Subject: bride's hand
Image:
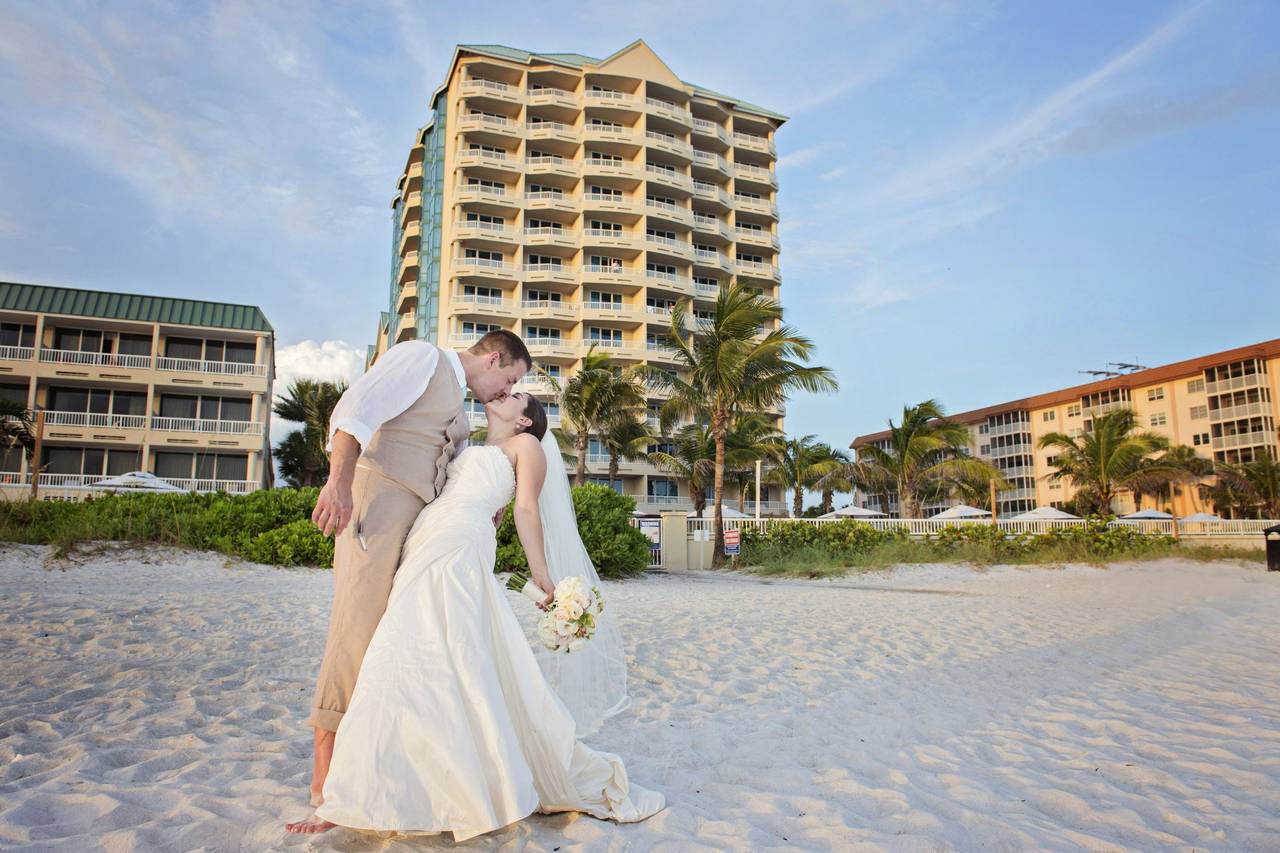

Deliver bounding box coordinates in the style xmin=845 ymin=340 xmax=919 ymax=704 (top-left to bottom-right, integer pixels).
xmin=533 ymin=573 xmax=555 ymax=610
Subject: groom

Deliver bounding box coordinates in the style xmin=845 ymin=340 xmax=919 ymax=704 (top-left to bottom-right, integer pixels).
xmin=287 ymin=329 xmax=530 ymax=834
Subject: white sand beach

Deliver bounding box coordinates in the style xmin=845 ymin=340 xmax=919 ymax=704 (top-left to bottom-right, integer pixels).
xmin=1 ymin=545 xmax=1278 ymax=852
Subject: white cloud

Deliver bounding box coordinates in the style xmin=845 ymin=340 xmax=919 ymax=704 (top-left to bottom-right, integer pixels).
xmin=271 ymin=339 xmax=364 ymax=444
xmin=831 ymin=272 xmax=912 ymax=312
xmin=779 ymin=143 xmax=842 ymax=169
xmin=819 ymin=166 xmax=847 ymax=181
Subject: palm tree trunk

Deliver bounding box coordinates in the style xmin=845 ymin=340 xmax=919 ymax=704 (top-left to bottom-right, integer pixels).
xmin=608 ymin=452 xmax=619 ymax=485
xmin=822 ymin=488 xmax=833 ymax=514
xmin=711 ymin=422 xmax=727 ymax=569
xmin=574 ymin=431 xmax=588 ymax=487
xmin=737 ymin=475 xmax=747 ymax=514
xmin=792 ymin=486 xmax=803 ymax=518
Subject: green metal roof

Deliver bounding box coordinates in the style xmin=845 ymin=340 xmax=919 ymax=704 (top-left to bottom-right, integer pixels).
xmin=456 ymin=43 xmax=787 ymax=122
xmin=0 ymin=281 xmax=273 ymax=333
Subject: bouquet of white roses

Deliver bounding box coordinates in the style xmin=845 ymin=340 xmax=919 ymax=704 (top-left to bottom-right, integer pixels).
xmin=506 ymin=572 xmax=604 ymax=654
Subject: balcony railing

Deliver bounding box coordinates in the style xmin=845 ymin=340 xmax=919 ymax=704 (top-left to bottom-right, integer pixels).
xmin=743 ymin=500 xmax=787 ymax=514
xmin=695 ymin=281 xmax=720 ymax=296
xmin=645 ymin=165 xmax=691 ymax=188
xmin=150 ymin=417 xmax=263 ymax=435
xmin=1212 ymin=429 xmax=1277 ymax=450
xmin=156 ymin=357 xmax=267 ymax=377
xmin=586 ymin=89 xmax=636 ymax=103
xmin=456 ymin=256 xmax=511 ymax=270
xmin=526 ymin=155 xmax=570 ymax=169
xmin=645 ymin=198 xmax=686 ymax=216
xmin=459 ymin=183 xmax=507 ymax=197
xmin=524 ymin=190 xmax=566 ymax=202
xmin=527 ymin=120 xmax=576 ymax=135
xmin=645 ymin=131 xmax=692 ymax=154
xmin=36 ymin=473 xmax=108 ymax=489
xmin=733 ymin=132 xmax=773 ymax=153
xmin=585 ymin=338 xmax=625 ymax=349
xmin=582 ymin=228 xmax=630 ymax=241
xmin=645 ymin=96 xmax=689 ymax=117
xmin=694 ymin=249 xmax=720 ymax=262
xmin=43 ymin=411 xmax=147 ymax=429
xmin=693 ymin=151 xmax=729 ymax=171
xmin=643 ymin=494 xmax=691 ymax=507
xmin=1082 ymin=401 xmax=1129 ymax=420
xmin=586 ymin=122 xmax=632 ymax=135
xmin=39 ymin=349 xmax=153 ymax=369
xmin=523 ymin=226 xmax=572 ymax=240
xmin=522 ymin=263 xmax=568 ymax=274
xmin=521 ymin=300 xmax=568 ymax=311
xmin=454 ymin=291 xmax=507 ymax=307
xmin=582 ymin=263 xmax=629 ymax=276
xmin=527 ymin=86 xmax=576 ymax=100
xmin=462 ymin=78 xmax=512 ymax=95
xmin=0 ymin=345 xmax=34 ymax=361
xmin=458 ymin=220 xmax=512 ymax=237
xmin=1206 ymin=373 xmax=1267 ymax=396
xmin=1210 ymin=401 xmax=1269 ymax=421
xmin=164 ymin=478 xmax=257 ymax=495
xmin=734 ymin=163 xmax=775 ymax=181
xmin=583 ymin=301 xmax=627 ymax=313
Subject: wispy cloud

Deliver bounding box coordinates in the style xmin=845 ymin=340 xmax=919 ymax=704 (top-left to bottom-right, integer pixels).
xmin=779 ymin=143 xmax=843 ymax=169
xmin=862 ymin=1 xmax=1209 ymax=208
xmin=0 ymin=3 xmax=392 ymax=238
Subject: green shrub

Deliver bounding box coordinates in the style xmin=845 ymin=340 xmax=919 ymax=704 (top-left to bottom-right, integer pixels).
xmin=243 ymin=518 xmax=335 ymax=567
xmin=741 ymin=519 xmax=908 ymax=563
xmin=495 ymin=483 xmax=651 ymax=579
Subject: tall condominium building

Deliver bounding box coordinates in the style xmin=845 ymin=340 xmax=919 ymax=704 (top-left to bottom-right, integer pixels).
xmin=0 ymin=281 xmax=275 ymax=500
xmin=367 ymin=41 xmax=788 ymax=515
xmin=850 ymin=339 xmax=1280 ymax=518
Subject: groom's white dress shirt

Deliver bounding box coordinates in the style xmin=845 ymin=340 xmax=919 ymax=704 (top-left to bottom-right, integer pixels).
xmin=327 ymin=341 xmax=467 ymax=452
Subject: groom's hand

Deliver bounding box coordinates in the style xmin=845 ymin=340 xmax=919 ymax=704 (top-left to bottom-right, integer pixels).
xmin=313 ymin=479 xmax=354 ymax=537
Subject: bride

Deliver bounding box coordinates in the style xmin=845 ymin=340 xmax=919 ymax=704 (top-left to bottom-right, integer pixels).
xmin=310 ymin=392 xmax=664 ymax=841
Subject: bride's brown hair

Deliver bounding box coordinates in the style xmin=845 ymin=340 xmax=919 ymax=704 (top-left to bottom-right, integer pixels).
xmin=517 ymin=395 xmax=548 ymax=441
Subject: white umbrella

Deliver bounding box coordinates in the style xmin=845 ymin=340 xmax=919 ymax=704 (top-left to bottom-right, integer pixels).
xmin=931 ymin=504 xmax=991 ymax=520
xmin=1010 ymin=506 xmax=1080 ymax=521
xmin=1179 ymin=512 xmax=1223 ymax=522
xmin=1119 ymin=509 xmax=1174 ymax=520
xmin=818 ymin=504 xmax=886 ymax=519
xmin=90 ymin=471 xmax=187 ymax=493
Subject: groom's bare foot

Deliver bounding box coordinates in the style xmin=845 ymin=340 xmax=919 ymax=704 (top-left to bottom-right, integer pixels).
xmin=285 ymin=814 xmax=336 ymax=834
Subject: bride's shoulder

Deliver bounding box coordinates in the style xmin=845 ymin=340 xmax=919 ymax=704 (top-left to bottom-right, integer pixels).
xmin=506 ymin=432 xmax=543 ymax=456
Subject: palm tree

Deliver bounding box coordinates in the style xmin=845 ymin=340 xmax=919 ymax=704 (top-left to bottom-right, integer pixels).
xmin=659 ymin=283 xmax=837 ymax=565
xmin=833 ymin=400 xmax=1002 ymax=519
xmin=273 ymin=379 xmax=347 ymax=487
xmin=724 ymin=414 xmax=785 ymax=514
xmin=600 ymin=413 xmax=653 ymax=485
xmin=1038 ymin=408 xmax=1171 ymax=515
xmin=561 ymin=348 xmax=646 ymax=487
xmin=647 ymin=422 xmax=717 ymax=517
xmin=771 ymin=435 xmax=846 ymax=518
xmin=1130 ymin=445 xmax=1215 ymax=513
xmin=812 ymin=443 xmax=852 ymax=514
xmin=1212 ymin=456 xmax=1280 ymax=518
xmin=1 ymin=399 xmax=35 ymax=478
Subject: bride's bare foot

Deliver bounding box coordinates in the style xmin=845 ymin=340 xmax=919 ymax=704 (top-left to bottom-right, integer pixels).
xmin=285 ymin=814 xmax=336 ymax=834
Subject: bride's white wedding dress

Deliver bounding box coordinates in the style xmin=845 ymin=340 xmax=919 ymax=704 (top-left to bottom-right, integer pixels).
xmin=314 ymin=445 xmax=664 ymax=841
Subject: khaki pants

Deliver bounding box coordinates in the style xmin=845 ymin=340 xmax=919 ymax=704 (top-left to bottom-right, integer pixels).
xmin=308 ymin=466 xmax=428 ymax=732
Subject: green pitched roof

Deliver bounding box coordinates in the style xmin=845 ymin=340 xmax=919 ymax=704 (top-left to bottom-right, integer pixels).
xmin=0 ymin=281 xmax=273 ymax=333
xmin=456 ymin=43 xmax=787 ymax=122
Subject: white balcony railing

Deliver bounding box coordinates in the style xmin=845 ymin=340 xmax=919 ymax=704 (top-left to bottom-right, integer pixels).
xmin=1206 ymin=373 xmax=1267 ymax=396
xmin=645 ymin=198 xmax=683 ymax=215
xmin=586 ymin=89 xmax=635 ymax=103
xmin=462 ymin=78 xmax=511 ymax=95
xmin=695 ymin=249 xmax=719 ymax=262
xmin=36 ymin=473 xmax=108 ymax=489
xmin=43 ymin=411 xmax=148 ymax=429
xmin=583 ymin=301 xmax=626 ymax=313
xmin=156 ymin=357 xmax=267 ymax=378
xmin=522 ymin=263 xmax=568 ymax=274
xmin=527 ymin=120 xmax=575 ymax=134
xmin=460 ymin=183 xmax=507 ymax=197
xmin=1210 ymin=402 xmax=1269 ymax=421
xmin=150 ymin=417 xmax=263 ymax=435
xmin=1212 ymin=429 xmax=1277 ymax=450
xmin=521 ymin=300 xmax=567 ymax=311
xmin=695 ymin=281 xmax=720 ymax=295
xmin=582 ymin=263 xmax=628 ymax=275
xmin=39 ymin=349 xmax=153 ymax=369
xmin=734 ymin=163 xmax=774 ymax=181
xmin=458 ymin=220 xmax=512 ymax=237
xmin=693 ymin=151 xmax=728 ymax=170
xmin=585 ymin=338 xmax=625 ymax=349
xmin=526 ymin=155 xmax=567 ymax=168
xmin=527 ymin=86 xmax=576 ymax=100
xmin=0 ymin=345 xmax=34 ymax=361
xmin=164 ymin=478 xmax=257 ymax=495
xmin=523 ymin=226 xmax=570 ymax=240
xmin=456 ymin=256 xmax=510 ymax=270
xmin=585 ymin=122 xmax=630 ymax=135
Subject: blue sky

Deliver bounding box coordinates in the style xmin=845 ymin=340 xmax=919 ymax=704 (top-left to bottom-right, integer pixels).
xmin=1 ymin=0 xmax=1277 ymax=459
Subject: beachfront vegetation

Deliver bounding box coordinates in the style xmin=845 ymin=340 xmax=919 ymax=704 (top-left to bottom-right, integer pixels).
xmin=738 ymin=518 xmax=1262 ymax=577
xmin=0 ymin=482 xmax=651 ymax=576
xmin=561 ymin=348 xmax=647 ymax=487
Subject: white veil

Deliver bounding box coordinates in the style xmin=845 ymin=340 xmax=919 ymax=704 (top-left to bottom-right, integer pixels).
xmin=533 ymin=430 xmax=631 ymax=736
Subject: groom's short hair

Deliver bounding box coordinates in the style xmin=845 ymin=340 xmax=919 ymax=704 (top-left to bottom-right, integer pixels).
xmin=469 ymin=330 xmax=532 ymax=370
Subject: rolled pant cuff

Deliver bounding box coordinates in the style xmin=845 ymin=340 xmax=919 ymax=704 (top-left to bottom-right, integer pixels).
xmin=308 ymin=706 xmax=344 ymax=732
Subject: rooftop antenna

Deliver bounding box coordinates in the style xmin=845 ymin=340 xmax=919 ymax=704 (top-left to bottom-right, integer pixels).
xmin=1109 ymin=362 xmax=1149 ymax=373
xmin=1079 ymin=369 xmax=1122 ymax=378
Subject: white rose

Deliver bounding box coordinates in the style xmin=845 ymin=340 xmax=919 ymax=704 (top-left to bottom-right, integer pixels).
xmin=561 ymin=600 xmax=584 ymax=620
xmin=567 ymin=637 xmax=587 ymax=654
xmin=555 ymin=619 xmax=576 ymax=638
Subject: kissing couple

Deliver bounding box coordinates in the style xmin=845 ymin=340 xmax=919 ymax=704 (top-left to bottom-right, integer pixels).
xmin=286 ymin=330 xmax=664 ymax=841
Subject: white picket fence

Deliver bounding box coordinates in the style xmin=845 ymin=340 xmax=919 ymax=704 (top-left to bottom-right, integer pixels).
xmin=685 ymin=516 xmax=1278 ymax=540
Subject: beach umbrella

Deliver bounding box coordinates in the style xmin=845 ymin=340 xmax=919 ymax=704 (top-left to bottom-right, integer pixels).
xmin=90 ymin=471 xmax=187 ymax=493
xmin=1010 ymin=506 xmax=1080 ymax=520
xmin=931 ymin=504 xmax=990 ymax=520
xmin=1179 ymin=512 xmax=1223 ymax=522
xmin=818 ymin=504 xmax=886 ymax=519
xmin=1119 ymin=509 xmax=1174 ymax=520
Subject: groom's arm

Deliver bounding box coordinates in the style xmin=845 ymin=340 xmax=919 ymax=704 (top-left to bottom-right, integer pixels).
xmin=313 ymin=341 xmax=440 ymax=537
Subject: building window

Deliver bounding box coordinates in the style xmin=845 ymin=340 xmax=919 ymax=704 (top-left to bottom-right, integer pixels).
xmin=1067 ymin=404 xmax=1081 ymax=418
xmin=587 ymin=477 xmax=623 ymax=493
xmin=1043 ymin=411 xmax=1055 ymax=422
xmin=647 ymin=478 xmax=679 ymax=498
xmin=980 ymin=444 xmax=991 ymax=456
xmin=524 ymin=326 xmax=561 ymax=342
xmin=1190 ymin=405 xmax=1208 ymax=420
xmin=0 ymin=322 xmax=36 ymax=348
xmin=1193 ymin=433 xmax=1211 ymax=447
xmin=1149 ymin=412 xmax=1168 ymax=427
xmin=1147 ymin=387 xmax=1165 ymax=401
xmin=1187 ymin=378 xmax=1205 ymax=394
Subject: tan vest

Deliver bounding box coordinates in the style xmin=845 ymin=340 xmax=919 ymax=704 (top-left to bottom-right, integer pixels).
xmin=360 ymin=355 xmax=471 ymax=503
